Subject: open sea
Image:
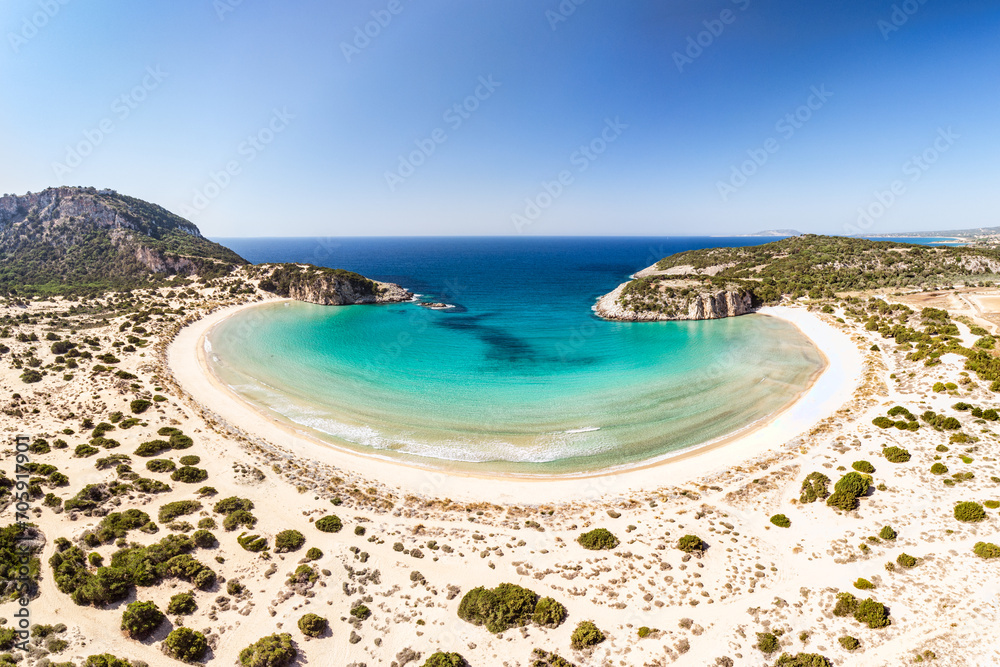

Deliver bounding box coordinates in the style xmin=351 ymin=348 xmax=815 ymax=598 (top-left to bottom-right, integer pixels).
xmin=208 ymin=237 xmax=826 ymax=474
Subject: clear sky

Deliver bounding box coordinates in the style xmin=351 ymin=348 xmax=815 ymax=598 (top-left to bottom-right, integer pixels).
xmin=1 ymin=0 xmax=998 ymax=237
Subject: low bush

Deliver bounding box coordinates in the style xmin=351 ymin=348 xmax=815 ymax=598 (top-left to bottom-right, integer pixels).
xmin=855 ymin=597 xmax=890 ymax=628
xmin=167 ymin=592 xmax=196 ymax=615
xmin=570 ymin=620 xmax=605 ymax=650
xmin=146 ymin=459 xmax=175 ymax=473
xmin=532 ymin=596 xmax=568 ymax=628
xmin=799 ymin=472 xmax=830 ymax=503
xmin=577 ymin=528 xmax=619 ymax=550
xmin=883 ymin=446 xmax=911 ymax=463
xmin=83 ymin=655 xmax=132 ymax=667
xmin=757 ymin=632 xmax=780 ymax=654
xmin=274 ymin=530 xmax=305 ymax=553
xmin=852 ymin=461 xmax=875 ymax=474
xmin=838 ymin=636 xmax=859 ymax=650
xmin=773 ymin=654 xmax=833 ymax=667
xmin=90 ymin=509 xmax=151 ymax=544
xmin=158 ymin=500 xmax=202 ymax=523
xmin=237 ymin=533 xmax=268 ymax=552
xmin=171 ymin=467 xmax=208 ymax=484
xmin=955 ymin=501 xmax=986 ymax=523
xmin=120 ymin=600 xmax=164 ymax=639
xmin=223 ymin=510 xmax=257 ymax=532
xmin=973 ymin=542 xmax=1000 ymax=559
xmin=458 ymin=583 xmax=540 ymax=633
xmin=163 ymin=627 xmax=208 ymax=663
xmin=676 ymin=534 xmax=705 ymax=553
xmin=896 ymin=553 xmax=917 ymax=568
xmin=853 ymin=578 xmax=874 ymax=590
xmin=134 ymin=440 xmax=170 ymax=457
xmin=169 ymin=433 xmax=194 ymax=450
xmin=179 ymin=455 xmax=200 ymax=466
xmin=297 ymin=613 xmax=327 ymax=638
xmin=931 ymin=462 xmax=948 ymax=475
xmin=769 ymin=514 xmax=791 ymax=528
xmin=350 ymin=605 xmax=371 ymax=620
xmin=422 ymin=653 xmax=468 ymax=667
xmin=879 ymin=526 xmax=897 ymax=540
xmin=305 ymin=547 xmax=323 ymax=561
xmin=238 ymin=633 xmax=298 ymax=667
xmin=214 ymin=496 xmax=254 ymax=514
xmin=827 ymin=471 xmax=871 ymax=511
xmin=192 ymin=530 xmax=218 ymax=548
xmin=130 ymin=399 xmax=152 ymax=414
xmin=315 ymin=516 xmax=343 ymax=533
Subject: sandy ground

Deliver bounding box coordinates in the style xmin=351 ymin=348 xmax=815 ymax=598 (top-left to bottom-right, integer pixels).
xmin=0 ymin=281 xmax=998 ymax=667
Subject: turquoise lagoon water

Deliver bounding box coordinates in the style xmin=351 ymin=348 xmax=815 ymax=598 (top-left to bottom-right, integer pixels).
xmin=207 ymin=238 xmax=825 ymax=473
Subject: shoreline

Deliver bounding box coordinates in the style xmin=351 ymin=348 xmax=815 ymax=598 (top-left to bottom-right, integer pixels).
xmin=167 ymin=300 xmax=863 ymax=502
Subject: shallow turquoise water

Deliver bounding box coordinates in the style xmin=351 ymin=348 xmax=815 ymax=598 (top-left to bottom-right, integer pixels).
xmin=208 ymin=251 xmax=823 ymax=473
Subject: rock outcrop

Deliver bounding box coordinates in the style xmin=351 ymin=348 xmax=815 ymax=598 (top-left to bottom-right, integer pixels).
xmin=254 ymin=264 xmax=413 ymax=306
xmin=594 ymin=282 xmax=755 ymax=322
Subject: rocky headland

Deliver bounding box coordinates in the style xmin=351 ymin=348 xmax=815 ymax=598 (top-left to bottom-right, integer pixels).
xmin=253 ymin=263 xmax=413 ymax=306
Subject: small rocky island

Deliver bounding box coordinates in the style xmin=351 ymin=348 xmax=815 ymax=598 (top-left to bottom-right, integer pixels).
xmin=253 ymin=263 xmax=413 ymax=306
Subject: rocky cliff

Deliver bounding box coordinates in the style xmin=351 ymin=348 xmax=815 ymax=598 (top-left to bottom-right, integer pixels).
xmin=254 ymin=264 xmax=413 ymax=306
xmin=594 ymin=280 xmax=756 ymax=321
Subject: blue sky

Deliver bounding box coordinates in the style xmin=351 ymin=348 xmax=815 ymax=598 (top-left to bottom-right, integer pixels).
xmin=1 ymin=0 xmax=998 ymax=236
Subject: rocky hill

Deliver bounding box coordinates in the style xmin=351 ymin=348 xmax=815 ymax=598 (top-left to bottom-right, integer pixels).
xmin=0 ymin=187 xmax=246 ymax=295
xmin=597 ymin=235 xmax=1000 ymax=321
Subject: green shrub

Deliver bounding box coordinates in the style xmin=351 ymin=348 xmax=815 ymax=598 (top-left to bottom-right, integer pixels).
xmin=532 ymin=596 xmax=568 ymax=628
xmin=169 ymin=433 xmax=194 ymax=450
xmin=955 ymin=501 xmax=986 ymax=523
xmin=167 ymin=592 xmax=197 ymax=615
xmin=827 ymin=471 xmax=871 ymax=511
xmin=305 ymin=547 xmax=323 ymax=561
xmin=770 ymin=514 xmax=791 ymax=528
xmin=757 ymin=632 xmax=780 ymax=654
xmin=223 ymin=510 xmax=257 ymax=531
xmin=852 ymin=461 xmax=875 ymax=474
xmin=570 ymin=620 xmax=605 ymax=650
xmin=91 ymin=509 xmax=151 ymax=543
xmin=422 ymin=653 xmax=468 ymax=667
xmin=838 ymin=636 xmax=859 ymax=650
xmin=274 ymin=530 xmax=305 ymax=553
xmin=130 ymin=399 xmax=152 ymax=414
xmin=853 ymin=578 xmax=874 ymax=590
xmin=896 ymin=553 xmax=917 ymax=568
xmin=577 ymin=528 xmax=619 ymax=550
xmin=75 ymin=444 xmax=99 ymax=458
xmin=133 ymin=478 xmax=171 ymax=494
xmin=799 ymin=472 xmax=831 ymax=503
xmin=297 ymin=613 xmax=327 ymax=638
xmin=986 ymin=500 xmax=1000 ymax=509
xmin=973 ymin=542 xmax=1000 ymax=559
xmin=773 ymin=653 xmax=832 ymax=667
xmin=146 ymin=459 xmax=176 ymax=473
xmin=872 ymin=416 xmax=894 ymax=428
xmin=134 ymin=440 xmax=170 ymax=457
xmin=121 ymin=600 xmax=164 ymax=639
xmin=20 ymin=369 xmax=43 ymax=384
xmin=854 ymin=598 xmax=890 ymax=628
xmin=315 ymin=515 xmax=343 ymax=533
xmin=237 ymin=533 xmax=268 ymax=552
xmin=879 ymin=526 xmax=897 ymax=540
xmin=677 ymin=534 xmax=705 ymax=553
xmin=179 ymin=455 xmax=201 ymax=466
xmin=171 ymin=467 xmax=208 ymax=484
xmin=163 ymin=627 xmax=208 ymax=663
xmin=83 ymin=655 xmax=132 ymax=667
xmin=192 ymin=530 xmax=218 ymax=548
xmin=458 ymin=583 xmax=540 ymax=633
xmin=883 ymin=446 xmax=911 ymax=463
xmin=158 ymin=500 xmax=201 ymax=523
xmin=239 ymin=632 xmax=298 ymax=667
xmin=931 ymin=462 xmax=948 ymax=475
xmin=215 ymin=496 xmax=254 ymax=514
xmin=350 ymin=605 xmax=371 ymax=620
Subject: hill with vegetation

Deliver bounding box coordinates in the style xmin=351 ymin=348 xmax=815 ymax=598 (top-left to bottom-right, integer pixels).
xmin=600 ymin=235 xmax=1000 ymax=320
xmin=0 ymin=187 xmax=247 ymax=295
